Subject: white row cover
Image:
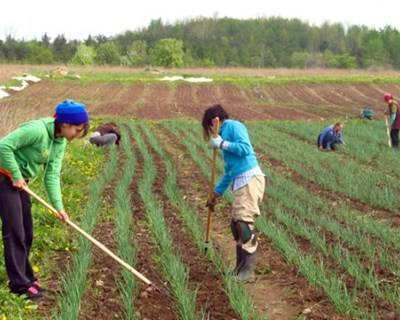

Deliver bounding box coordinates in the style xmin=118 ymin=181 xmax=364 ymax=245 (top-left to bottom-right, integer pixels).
xmin=160 ymin=75 xmax=213 ymax=83
xmin=12 ymin=74 xmax=42 ymax=83
xmin=0 ymin=74 xmax=41 ymax=99
xmin=0 ymin=88 xmax=10 ymax=98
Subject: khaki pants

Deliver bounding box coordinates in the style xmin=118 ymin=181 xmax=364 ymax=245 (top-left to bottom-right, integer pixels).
xmin=231 ymin=175 xmax=265 ymax=253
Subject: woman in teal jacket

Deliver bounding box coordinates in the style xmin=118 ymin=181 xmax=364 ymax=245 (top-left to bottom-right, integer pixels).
xmin=203 ymin=105 xmax=265 ymax=282
xmin=0 ymin=100 xmax=89 ymax=300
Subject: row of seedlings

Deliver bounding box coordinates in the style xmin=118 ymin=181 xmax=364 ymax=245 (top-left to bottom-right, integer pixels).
xmin=248 ymin=122 xmax=400 ymax=212
xmin=200 ymin=119 xmax=399 ymax=317
xmin=115 ymin=125 xmax=138 ymax=319
xmin=164 ymin=119 xmax=371 ymax=318
xmin=268 ymin=120 xmax=400 ymax=179
xmin=54 ymin=147 xmax=119 ymax=320
xmin=127 ymin=122 xmax=201 ymax=320
xmin=140 ymin=122 xmax=266 ymax=320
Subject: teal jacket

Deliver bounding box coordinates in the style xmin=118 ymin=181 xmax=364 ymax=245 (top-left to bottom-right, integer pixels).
xmin=215 ymin=119 xmax=259 ymax=195
xmin=0 ymin=118 xmax=67 ymax=211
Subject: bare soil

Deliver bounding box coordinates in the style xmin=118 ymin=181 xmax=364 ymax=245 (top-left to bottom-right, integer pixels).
xmin=158 ymin=125 xmax=347 ymax=320
xmin=146 ymin=126 xmax=239 ymax=319
xmin=2 ymin=80 xmax=398 ymax=137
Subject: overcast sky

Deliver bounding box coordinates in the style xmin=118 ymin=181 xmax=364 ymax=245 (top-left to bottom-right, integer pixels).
xmin=1 ymin=0 xmax=399 ymax=41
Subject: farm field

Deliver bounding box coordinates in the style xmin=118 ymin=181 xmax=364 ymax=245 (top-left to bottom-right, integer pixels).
xmin=2 ymin=67 xmax=400 ymax=136
xmin=0 ymin=66 xmax=399 ymax=319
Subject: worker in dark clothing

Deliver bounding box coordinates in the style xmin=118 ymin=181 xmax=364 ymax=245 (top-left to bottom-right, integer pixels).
xmin=89 ymin=123 xmax=121 ymax=147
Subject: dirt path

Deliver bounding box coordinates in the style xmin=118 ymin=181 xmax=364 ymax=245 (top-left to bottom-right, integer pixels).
xmin=78 ymin=166 xmax=124 ymax=319
xmin=37 ymin=251 xmax=72 ymax=319
xmin=145 ymin=125 xmax=239 ymax=319
xmin=126 ymin=130 xmax=178 ymax=320
xmin=79 ymin=222 xmax=124 ymax=319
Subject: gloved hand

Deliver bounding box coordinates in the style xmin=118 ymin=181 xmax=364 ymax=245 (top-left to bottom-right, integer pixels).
xmin=210 ymin=135 xmax=223 ymax=149
xmin=206 ymin=192 xmax=220 ymax=211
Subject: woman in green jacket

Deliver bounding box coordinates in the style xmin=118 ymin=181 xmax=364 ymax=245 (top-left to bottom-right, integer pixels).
xmin=0 ymin=99 xmax=89 ymax=300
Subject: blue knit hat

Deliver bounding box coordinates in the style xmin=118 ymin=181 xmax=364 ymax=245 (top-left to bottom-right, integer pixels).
xmin=55 ymin=100 xmax=89 ymax=124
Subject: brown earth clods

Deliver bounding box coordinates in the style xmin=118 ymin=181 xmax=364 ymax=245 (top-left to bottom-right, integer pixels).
xmin=1 ymin=81 xmax=395 ymax=137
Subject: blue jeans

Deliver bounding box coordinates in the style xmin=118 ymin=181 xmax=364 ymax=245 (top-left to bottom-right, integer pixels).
xmin=317 ymin=134 xmax=337 ymax=150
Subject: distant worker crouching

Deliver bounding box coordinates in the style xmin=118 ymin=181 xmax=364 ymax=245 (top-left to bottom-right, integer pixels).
xmin=317 ymin=122 xmax=344 ymax=151
xmin=89 ymin=122 xmax=121 ymax=147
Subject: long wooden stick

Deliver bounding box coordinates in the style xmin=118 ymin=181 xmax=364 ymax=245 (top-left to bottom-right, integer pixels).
xmin=205 ymin=117 xmax=220 ymax=251
xmin=385 ymin=117 xmax=392 ymax=147
xmin=23 ymin=186 xmax=153 ymax=286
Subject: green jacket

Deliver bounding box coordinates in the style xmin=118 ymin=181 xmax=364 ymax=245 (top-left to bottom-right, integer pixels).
xmin=0 ymin=118 xmax=67 ymax=211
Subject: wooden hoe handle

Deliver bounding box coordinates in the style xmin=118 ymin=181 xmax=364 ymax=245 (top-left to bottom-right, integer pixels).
xmin=205 ymin=117 xmax=220 ymax=249
xmin=385 ymin=117 xmax=392 ymax=147
xmin=23 ymin=186 xmax=153 ymax=286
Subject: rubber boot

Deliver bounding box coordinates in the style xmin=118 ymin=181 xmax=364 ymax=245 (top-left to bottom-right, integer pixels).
xmin=236 ymin=250 xmax=256 ymax=282
xmin=232 ymin=245 xmax=244 ymax=275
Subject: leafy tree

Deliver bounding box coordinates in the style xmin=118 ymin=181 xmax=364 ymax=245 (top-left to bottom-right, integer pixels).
xmin=381 ymin=26 xmax=400 ymax=68
xmin=95 ymin=42 xmax=121 ymax=65
xmin=52 ymin=34 xmax=76 ymax=63
xmin=361 ymin=30 xmax=387 ymax=67
xmin=124 ymin=40 xmax=148 ymax=66
xmin=115 ymin=30 xmax=137 ymax=53
xmin=3 ymin=17 xmax=400 ymax=69
xmin=323 ymin=50 xmax=357 ymax=68
xmin=70 ymin=44 xmax=96 ymax=65
xmin=150 ymin=38 xmax=184 ymax=67
xmin=3 ymin=35 xmax=29 ymax=61
xmin=0 ymin=40 xmax=5 ymax=62
xmin=26 ymin=41 xmax=54 ymax=64
xmin=290 ymin=52 xmax=311 ymax=68
xmin=85 ymin=35 xmax=96 ymax=47
xmin=263 ymin=49 xmax=277 ymax=67
xmin=94 ymin=34 xmax=108 ymax=45
xmin=41 ymin=33 xmax=51 ymax=47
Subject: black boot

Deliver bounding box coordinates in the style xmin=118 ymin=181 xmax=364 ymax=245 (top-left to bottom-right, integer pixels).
xmin=236 ymin=250 xmax=256 ymax=282
xmin=232 ymin=245 xmax=244 ymax=275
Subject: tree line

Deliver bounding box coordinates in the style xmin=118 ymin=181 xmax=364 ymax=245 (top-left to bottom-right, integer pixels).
xmin=1 ymin=17 xmax=400 ymax=69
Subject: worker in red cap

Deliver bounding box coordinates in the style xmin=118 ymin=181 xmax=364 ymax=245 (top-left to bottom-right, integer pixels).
xmin=384 ymin=93 xmax=400 ymax=148
xmin=0 ymin=100 xmax=89 ymax=300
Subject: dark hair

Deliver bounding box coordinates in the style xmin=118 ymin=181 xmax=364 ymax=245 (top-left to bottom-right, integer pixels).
xmin=100 ymin=121 xmax=117 ymax=127
xmin=201 ymin=104 xmax=229 ymax=140
xmin=55 ymin=121 xmax=90 ymax=138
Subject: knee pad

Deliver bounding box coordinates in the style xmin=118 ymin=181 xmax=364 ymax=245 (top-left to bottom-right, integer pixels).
xmin=230 ymin=219 xmax=253 ymax=244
